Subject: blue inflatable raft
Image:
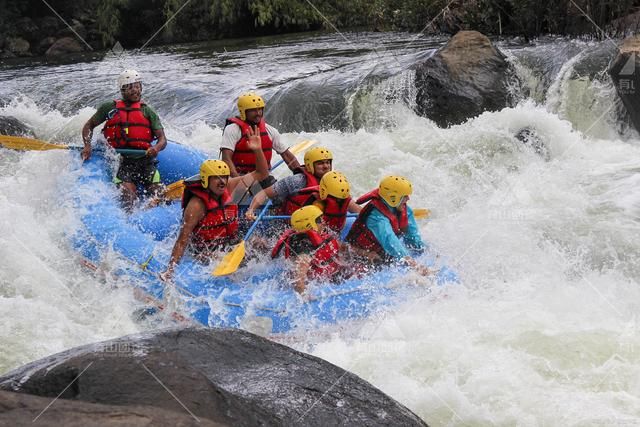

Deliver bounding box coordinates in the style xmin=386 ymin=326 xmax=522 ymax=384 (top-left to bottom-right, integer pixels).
xmin=71 ymin=142 xmax=458 ymax=334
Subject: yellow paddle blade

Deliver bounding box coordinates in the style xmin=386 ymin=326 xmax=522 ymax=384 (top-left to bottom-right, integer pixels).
xmin=164 ymin=179 xmax=185 ymax=200
xmin=0 ymin=135 xmax=71 ymax=151
xmin=289 ymin=139 xmax=317 ymax=155
xmin=413 ymin=208 xmax=431 ymax=219
xmin=212 ymin=241 xmax=246 ymax=276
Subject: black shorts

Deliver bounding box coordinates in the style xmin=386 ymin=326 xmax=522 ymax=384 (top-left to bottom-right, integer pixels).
xmin=114 ymin=156 xmax=160 ymax=186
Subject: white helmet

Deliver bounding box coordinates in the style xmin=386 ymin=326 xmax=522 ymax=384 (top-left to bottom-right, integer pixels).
xmin=117 ymin=69 xmax=142 ymax=90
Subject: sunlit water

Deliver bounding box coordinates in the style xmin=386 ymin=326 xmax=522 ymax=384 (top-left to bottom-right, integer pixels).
xmin=1 ymin=32 xmax=639 ymax=425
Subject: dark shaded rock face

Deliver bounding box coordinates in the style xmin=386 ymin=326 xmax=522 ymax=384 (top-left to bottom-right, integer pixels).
xmin=0 ymin=328 xmax=427 ymax=427
xmin=414 ymin=30 xmax=519 ymax=127
xmin=45 ymin=37 xmax=85 ymax=57
xmin=609 ymin=36 xmax=640 ymax=134
xmin=0 ymin=116 xmax=34 ymax=137
xmin=0 ymin=390 xmax=225 ymax=427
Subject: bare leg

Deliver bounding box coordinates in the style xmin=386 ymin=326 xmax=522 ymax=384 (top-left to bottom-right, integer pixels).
xmin=119 ymin=182 xmax=138 ymax=212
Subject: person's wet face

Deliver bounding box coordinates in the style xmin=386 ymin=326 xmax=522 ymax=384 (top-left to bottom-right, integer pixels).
xmin=208 ymin=175 xmax=229 ymax=196
xmin=313 ymin=160 xmax=332 ymax=179
xmin=244 ymin=107 xmax=263 ymax=125
xmin=121 ymin=82 xmax=142 ymax=103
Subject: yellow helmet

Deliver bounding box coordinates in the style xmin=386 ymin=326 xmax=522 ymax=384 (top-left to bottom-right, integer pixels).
xmin=303 ymin=147 xmax=333 ymax=173
xmin=237 ymin=92 xmax=265 ymax=120
xmin=291 ymin=205 xmax=323 ymax=232
xmin=200 ymin=160 xmax=230 ymax=189
xmin=379 ymin=175 xmax=412 ymax=207
xmin=319 ymin=171 xmax=350 ymax=200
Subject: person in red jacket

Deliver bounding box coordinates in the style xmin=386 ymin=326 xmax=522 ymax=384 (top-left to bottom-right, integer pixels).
xmin=220 ymin=91 xmax=301 ymax=178
xmin=311 ymin=171 xmax=360 ymax=234
xmin=245 ymin=147 xmax=358 ymax=221
xmin=161 ymin=127 xmax=269 ymax=282
xmin=271 ymin=205 xmax=346 ymax=294
xmin=346 ymin=176 xmax=433 ymax=276
xmin=80 ymin=69 xmax=167 ymax=211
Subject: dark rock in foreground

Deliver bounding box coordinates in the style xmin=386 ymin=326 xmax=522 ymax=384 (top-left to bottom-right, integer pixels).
xmin=0 ymin=390 xmax=224 ymax=427
xmin=0 ymin=328 xmax=427 ymax=426
xmin=414 ymin=30 xmax=520 ymax=127
xmin=609 ymin=35 xmax=640 ymax=135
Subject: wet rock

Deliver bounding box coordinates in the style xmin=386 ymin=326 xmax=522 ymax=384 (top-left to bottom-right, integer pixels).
xmin=515 ymin=127 xmax=549 ymax=161
xmin=0 ymin=328 xmax=427 ymax=427
xmin=0 ymin=116 xmax=34 ymax=137
xmin=609 ymin=35 xmax=640 ymax=134
xmin=45 ymin=37 xmax=85 ymax=57
xmin=414 ymin=30 xmax=519 ymax=127
xmin=0 ymin=390 xmax=225 ymax=427
xmin=0 ymin=50 xmax=16 ymax=59
xmin=37 ymin=37 xmax=57 ymax=55
xmin=609 ymin=10 xmax=640 ymax=38
xmin=5 ymin=37 xmax=31 ymax=56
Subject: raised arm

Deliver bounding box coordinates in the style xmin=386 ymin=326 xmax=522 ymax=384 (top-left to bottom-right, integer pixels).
xmin=227 ymin=125 xmax=269 ymax=195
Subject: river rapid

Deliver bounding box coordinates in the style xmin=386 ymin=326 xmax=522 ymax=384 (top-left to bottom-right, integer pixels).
xmin=1 ymin=31 xmax=639 ymax=425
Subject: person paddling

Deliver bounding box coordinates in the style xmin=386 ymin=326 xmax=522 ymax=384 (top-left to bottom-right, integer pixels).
xmin=345 ymin=176 xmax=433 ymax=276
xmin=80 ymin=69 xmax=167 ymax=211
xmin=245 ymin=147 xmax=359 ymax=220
xmin=271 ymin=205 xmax=347 ymax=294
xmin=161 ymin=128 xmax=269 ymax=282
xmin=308 ymin=171 xmax=360 ymax=234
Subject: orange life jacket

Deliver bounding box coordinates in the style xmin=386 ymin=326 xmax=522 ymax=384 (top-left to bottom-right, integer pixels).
xmin=226 ymin=117 xmax=273 ymax=174
xmin=271 ymin=229 xmax=341 ymax=279
xmin=345 ymin=189 xmax=408 ymax=258
xmin=182 ymin=181 xmax=239 ymax=250
xmin=279 ymin=171 xmax=318 ymax=215
xmin=102 ymin=100 xmax=154 ymax=150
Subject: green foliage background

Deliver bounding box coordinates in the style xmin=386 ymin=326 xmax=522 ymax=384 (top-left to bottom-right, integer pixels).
xmin=1 ymin=0 xmax=637 ymax=51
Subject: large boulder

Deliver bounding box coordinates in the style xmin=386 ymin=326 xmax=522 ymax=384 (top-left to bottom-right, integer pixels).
xmin=45 ymin=36 xmax=85 ymax=57
xmin=0 ymin=328 xmax=427 ymax=426
xmin=414 ymin=30 xmax=519 ymax=127
xmin=0 ymin=390 xmax=224 ymax=427
xmin=5 ymin=37 xmax=30 ymax=57
xmin=609 ymin=35 xmax=640 ymax=134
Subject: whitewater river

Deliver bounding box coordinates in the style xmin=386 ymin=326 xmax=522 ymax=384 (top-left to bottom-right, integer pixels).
xmin=1 ymin=31 xmax=639 ymax=425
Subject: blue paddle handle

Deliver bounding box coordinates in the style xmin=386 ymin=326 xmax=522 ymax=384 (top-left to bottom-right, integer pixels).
xmin=244 ymin=200 xmax=272 ymax=241
xmin=261 ymin=213 xmax=358 ymax=220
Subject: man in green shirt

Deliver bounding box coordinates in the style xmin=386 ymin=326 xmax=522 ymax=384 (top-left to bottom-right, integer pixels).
xmin=80 ymin=69 xmax=167 ymax=211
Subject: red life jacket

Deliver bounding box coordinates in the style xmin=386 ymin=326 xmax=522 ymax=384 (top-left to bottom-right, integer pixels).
xmin=182 ymin=181 xmax=239 ymax=249
xmin=226 ymin=117 xmax=273 ymax=174
xmin=321 ymin=195 xmax=351 ymax=234
xmin=305 ymin=188 xmax=351 ymax=233
xmin=271 ymin=229 xmax=341 ymax=279
xmin=345 ymin=189 xmax=408 ymax=258
xmin=102 ymin=100 xmax=154 ymax=150
xmin=279 ymin=171 xmax=319 ymax=215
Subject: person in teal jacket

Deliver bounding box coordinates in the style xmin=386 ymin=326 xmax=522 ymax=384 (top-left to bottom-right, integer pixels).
xmin=346 ymin=176 xmax=432 ymax=276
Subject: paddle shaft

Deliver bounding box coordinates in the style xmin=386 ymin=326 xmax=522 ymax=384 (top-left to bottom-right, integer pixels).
xmin=245 ymin=200 xmax=273 ymax=241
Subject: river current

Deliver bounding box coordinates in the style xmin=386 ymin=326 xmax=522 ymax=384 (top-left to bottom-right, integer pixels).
xmin=1 ymin=31 xmax=639 ymax=425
